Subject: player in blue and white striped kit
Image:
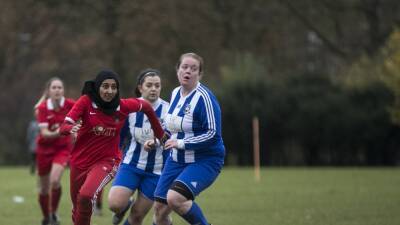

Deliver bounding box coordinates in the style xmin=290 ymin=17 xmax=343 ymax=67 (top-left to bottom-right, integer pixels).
xmin=145 ymin=53 xmax=225 ymax=225
xmin=108 ymin=69 xmax=171 ymax=225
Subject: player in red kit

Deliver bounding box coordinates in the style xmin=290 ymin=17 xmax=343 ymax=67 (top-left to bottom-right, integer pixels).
xmin=59 ymin=70 xmax=167 ymax=225
xmin=35 ymin=77 xmax=75 ymax=225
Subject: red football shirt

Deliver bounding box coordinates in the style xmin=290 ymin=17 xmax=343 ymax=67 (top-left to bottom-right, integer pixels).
xmin=61 ymin=95 xmax=164 ymax=169
xmin=36 ymin=97 xmax=75 ymax=153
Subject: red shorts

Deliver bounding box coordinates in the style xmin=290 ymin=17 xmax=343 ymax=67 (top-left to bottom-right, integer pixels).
xmin=36 ymin=145 xmax=71 ymax=176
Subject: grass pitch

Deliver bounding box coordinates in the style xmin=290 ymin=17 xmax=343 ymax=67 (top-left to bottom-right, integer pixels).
xmin=0 ymin=167 xmax=399 ymax=225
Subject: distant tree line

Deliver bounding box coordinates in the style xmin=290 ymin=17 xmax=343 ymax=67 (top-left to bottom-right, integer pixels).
xmin=0 ymin=0 xmax=399 ymax=165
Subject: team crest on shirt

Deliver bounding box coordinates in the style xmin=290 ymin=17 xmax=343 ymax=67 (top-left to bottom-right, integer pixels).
xmin=184 ymin=104 xmax=191 ymax=114
xmin=95 ymin=125 xmax=105 ymax=133
xmin=93 ymin=125 xmax=116 ymax=136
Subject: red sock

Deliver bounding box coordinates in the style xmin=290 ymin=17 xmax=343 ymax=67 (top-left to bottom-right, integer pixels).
xmin=39 ymin=194 xmax=50 ymax=219
xmin=51 ymin=187 xmax=62 ymax=213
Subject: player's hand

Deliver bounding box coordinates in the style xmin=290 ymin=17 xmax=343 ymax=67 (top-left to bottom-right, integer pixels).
xmin=164 ymin=139 xmax=178 ymax=149
xmin=160 ymin=132 xmax=170 ymax=146
xmin=70 ymin=123 xmax=82 ymax=134
xmin=144 ymin=139 xmax=156 ymax=151
xmin=71 ymin=131 xmax=78 ymax=143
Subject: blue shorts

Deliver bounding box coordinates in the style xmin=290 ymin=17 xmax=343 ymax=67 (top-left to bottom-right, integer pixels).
xmin=112 ymin=164 xmax=160 ymax=200
xmin=154 ymin=156 xmax=223 ymax=201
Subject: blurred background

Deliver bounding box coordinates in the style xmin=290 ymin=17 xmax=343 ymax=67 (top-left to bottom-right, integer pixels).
xmin=1 ymin=0 xmax=400 ymax=167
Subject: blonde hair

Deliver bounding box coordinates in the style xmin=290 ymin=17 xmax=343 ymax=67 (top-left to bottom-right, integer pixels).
xmin=34 ymin=90 xmax=48 ymax=110
xmin=34 ymin=77 xmax=63 ymax=109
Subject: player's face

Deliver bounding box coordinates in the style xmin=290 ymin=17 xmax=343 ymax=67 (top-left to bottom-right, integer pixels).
xmin=177 ymin=56 xmax=201 ymax=89
xmin=139 ymin=76 xmax=161 ymax=103
xmin=99 ymin=79 xmax=118 ymax=102
xmin=48 ymin=80 xmax=64 ymax=101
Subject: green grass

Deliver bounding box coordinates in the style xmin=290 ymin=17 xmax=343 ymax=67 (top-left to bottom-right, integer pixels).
xmin=0 ymin=167 xmax=399 ymax=225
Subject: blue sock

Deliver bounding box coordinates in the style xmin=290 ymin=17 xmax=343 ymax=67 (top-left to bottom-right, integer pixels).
xmin=123 ymin=219 xmax=131 ymax=225
xmin=181 ymin=202 xmax=208 ymax=225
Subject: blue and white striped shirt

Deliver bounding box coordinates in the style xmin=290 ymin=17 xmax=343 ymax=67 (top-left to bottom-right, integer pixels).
xmin=165 ymin=83 xmax=225 ymax=163
xmin=120 ymin=98 xmax=170 ymax=175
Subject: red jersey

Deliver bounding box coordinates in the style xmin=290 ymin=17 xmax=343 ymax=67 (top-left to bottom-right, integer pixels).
xmin=36 ymin=97 xmax=75 ymax=153
xmin=60 ymin=95 xmax=164 ymax=170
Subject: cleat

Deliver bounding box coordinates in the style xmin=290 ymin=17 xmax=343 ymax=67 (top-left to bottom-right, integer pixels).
xmin=41 ymin=218 xmax=50 ymax=225
xmin=51 ymin=214 xmax=60 ymax=225
xmin=112 ymin=200 xmax=133 ymax=225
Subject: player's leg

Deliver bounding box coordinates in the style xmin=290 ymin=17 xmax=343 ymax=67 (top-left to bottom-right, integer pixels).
xmin=153 ymin=158 xmax=181 ymax=225
xmin=167 ymin=158 xmax=222 ymax=225
xmin=37 ymin=151 xmax=53 ymax=225
xmin=69 ymin=165 xmax=88 ymax=224
xmin=109 ymin=186 xmax=134 ymax=224
xmin=153 ymin=201 xmax=172 ymax=225
xmin=124 ymin=192 xmax=153 ymax=225
xmin=108 ymin=165 xmax=140 ymax=224
xmin=124 ymin=173 xmax=160 ymax=225
xmin=74 ymin=160 xmax=118 ymax=225
xmin=49 ymin=148 xmax=69 ymax=224
xmin=49 ymin=163 xmax=64 ymax=224
xmin=38 ymin=174 xmax=51 ymax=225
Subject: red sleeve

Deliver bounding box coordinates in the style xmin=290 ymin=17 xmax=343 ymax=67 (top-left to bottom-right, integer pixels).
xmin=59 ymin=123 xmax=74 ymax=135
xmin=65 ymin=95 xmax=88 ymax=122
xmin=122 ymin=98 xmax=164 ymax=139
xmin=59 ymin=96 xmax=87 ymax=135
xmin=123 ymin=98 xmax=142 ymax=112
xmin=139 ymin=99 xmax=165 ymax=139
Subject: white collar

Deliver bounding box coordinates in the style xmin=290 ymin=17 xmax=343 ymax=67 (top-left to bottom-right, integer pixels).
xmin=47 ymin=97 xmax=65 ymax=110
xmin=139 ymin=97 xmax=160 ymax=109
xmin=180 ymin=82 xmax=200 ymax=98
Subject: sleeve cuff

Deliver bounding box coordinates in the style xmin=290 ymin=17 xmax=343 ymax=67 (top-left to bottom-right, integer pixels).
xmin=155 ymin=138 xmax=161 ymax=147
xmin=177 ymin=139 xmax=185 ymax=149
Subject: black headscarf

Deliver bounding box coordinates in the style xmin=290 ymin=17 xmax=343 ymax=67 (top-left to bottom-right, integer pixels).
xmin=82 ymin=69 xmax=120 ymax=115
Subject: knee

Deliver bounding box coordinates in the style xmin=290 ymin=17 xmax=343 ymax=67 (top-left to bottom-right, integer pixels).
xmin=167 ymin=181 xmax=193 ymax=212
xmin=166 ymin=195 xmax=180 ymax=211
xmin=108 ymin=202 xmax=123 ymax=213
xmin=50 ymin=179 xmax=61 ymax=189
xmin=167 ymin=195 xmax=190 ymax=215
xmin=108 ymin=198 xmax=127 ymax=213
xmin=154 ymin=202 xmax=165 ymax=215
xmin=154 ymin=202 xmax=170 ymax=223
xmin=39 ymin=185 xmax=49 ymax=195
xmin=77 ymin=193 xmax=92 ymax=208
